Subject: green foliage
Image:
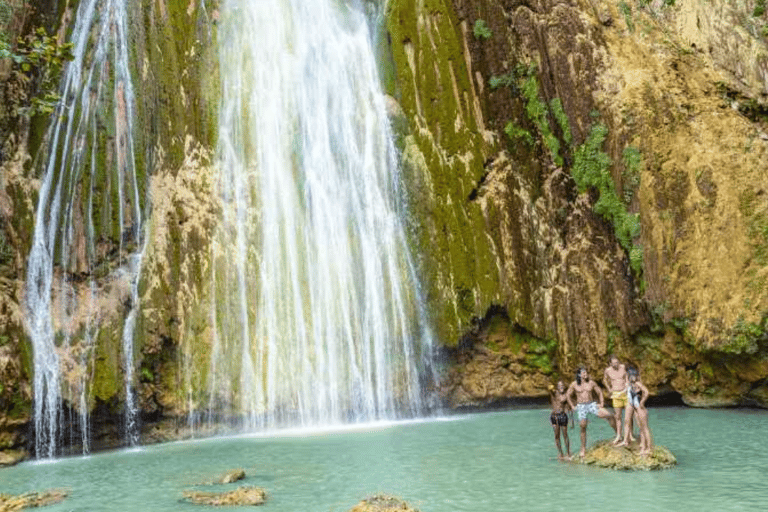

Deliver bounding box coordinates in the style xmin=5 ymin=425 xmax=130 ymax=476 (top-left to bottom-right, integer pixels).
xmin=621 ymin=146 xmax=642 ymax=204
xmin=140 ymin=367 xmax=154 ymax=382
xmin=572 ymin=123 xmax=643 ymax=274
xmin=0 ymin=27 xmax=74 ymax=117
xmin=524 ymin=337 xmax=557 ymax=374
xmin=549 ymin=98 xmax=572 ymax=145
xmin=489 ymin=73 xmax=515 ymax=90
xmin=473 ymin=19 xmax=492 ymax=40
xmin=754 ymin=0 xmax=766 ymax=17
xmin=504 ymin=121 xmax=533 ymax=146
xmin=619 ymin=1 xmax=634 ymax=32
xmin=720 ymin=317 xmax=765 ymax=354
xmin=521 ymin=76 xmax=563 ymax=166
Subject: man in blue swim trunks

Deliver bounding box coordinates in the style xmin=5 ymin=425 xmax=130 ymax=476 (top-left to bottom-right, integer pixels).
xmin=566 ymin=367 xmax=616 ymax=458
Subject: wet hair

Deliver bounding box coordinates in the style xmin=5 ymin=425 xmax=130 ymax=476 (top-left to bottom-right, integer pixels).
xmin=627 ymin=367 xmax=639 ymax=379
xmin=609 ymin=354 xmax=619 ymax=363
xmin=576 ymin=366 xmax=586 ymax=385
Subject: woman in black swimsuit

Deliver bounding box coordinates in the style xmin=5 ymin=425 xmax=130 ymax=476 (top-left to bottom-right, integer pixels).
xmin=549 ymin=380 xmax=573 ymax=460
xmin=618 ymin=367 xmax=653 ymax=455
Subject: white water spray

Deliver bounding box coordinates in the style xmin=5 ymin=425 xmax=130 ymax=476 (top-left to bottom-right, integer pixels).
xmin=24 ymin=0 xmax=143 ymax=458
xmin=207 ymin=0 xmax=435 ymax=429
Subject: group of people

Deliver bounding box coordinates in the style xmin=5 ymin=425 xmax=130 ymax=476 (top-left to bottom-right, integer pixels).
xmin=548 ymin=355 xmax=653 ymax=460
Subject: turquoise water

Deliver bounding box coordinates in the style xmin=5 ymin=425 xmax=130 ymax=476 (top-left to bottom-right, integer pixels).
xmin=1 ymin=407 xmax=765 ymax=511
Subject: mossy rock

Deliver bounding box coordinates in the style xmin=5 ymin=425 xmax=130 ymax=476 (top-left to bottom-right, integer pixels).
xmin=348 ymin=494 xmax=419 ymax=512
xmin=577 ymin=440 xmax=676 ymax=470
xmin=0 ymin=489 xmax=68 ymax=511
xmin=182 ymin=486 xmax=266 ymax=506
xmin=0 ymin=449 xmax=26 ymax=467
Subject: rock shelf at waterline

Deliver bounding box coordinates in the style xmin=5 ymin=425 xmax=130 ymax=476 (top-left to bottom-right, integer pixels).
xmin=181 ymin=487 xmax=267 ymax=506
xmin=0 ymin=489 xmax=68 ymax=511
xmin=575 ymin=440 xmax=677 ymax=470
xmin=348 ymin=494 xmax=420 ymax=512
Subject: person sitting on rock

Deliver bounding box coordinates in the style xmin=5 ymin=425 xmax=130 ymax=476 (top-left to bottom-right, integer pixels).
xmin=617 ymin=367 xmax=654 ymax=456
xmin=548 ymin=380 xmax=573 ymax=461
xmin=602 ymin=354 xmax=633 ymax=444
xmin=566 ymin=367 xmax=617 ymax=458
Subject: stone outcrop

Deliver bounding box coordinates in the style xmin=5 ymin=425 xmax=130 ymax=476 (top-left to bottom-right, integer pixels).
xmin=348 ymin=495 xmax=420 ymax=512
xmin=0 ymin=490 xmax=68 ymax=512
xmin=386 ymin=0 xmax=768 ymax=407
xmin=181 ymin=487 xmax=267 ymax=507
xmin=579 ymin=439 xmax=677 ymax=470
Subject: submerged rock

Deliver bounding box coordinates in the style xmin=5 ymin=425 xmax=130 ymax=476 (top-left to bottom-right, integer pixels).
xmin=182 ymin=486 xmax=267 ymax=506
xmin=348 ymin=494 xmax=420 ymax=512
xmin=577 ymin=440 xmax=677 ymax=470
xmin=0 ymin=489 xmax=68 ymax=511
xmin=218 ymin=469 xmax=246 ymax=484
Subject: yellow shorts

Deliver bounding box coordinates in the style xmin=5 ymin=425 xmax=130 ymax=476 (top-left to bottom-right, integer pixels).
xmin=611 ymin=390 xmax=627 ymax=409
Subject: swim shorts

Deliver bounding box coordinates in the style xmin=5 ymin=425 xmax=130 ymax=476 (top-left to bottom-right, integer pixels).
xmin=576 ymin=402 xmax=600 ymax=422
xmin=611 ymin=390 xmax=628 ymax=409
xmin=550 ymin=412 xmax=568 ymax=426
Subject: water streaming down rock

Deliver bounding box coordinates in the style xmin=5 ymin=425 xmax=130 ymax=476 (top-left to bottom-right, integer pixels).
xmin=24 ymin=0 xmax=144 ymax=457
xmin=207 ymin=0 xmax=435 ymax=429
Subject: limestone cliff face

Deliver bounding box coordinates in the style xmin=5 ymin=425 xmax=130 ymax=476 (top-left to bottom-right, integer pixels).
xmin=0 ymin=0 xmax=220 ymax=455
xmin=0 ymin=0 xmax=767 ymax=461
xmin=385 ymin=0 xmax=768 ymax=408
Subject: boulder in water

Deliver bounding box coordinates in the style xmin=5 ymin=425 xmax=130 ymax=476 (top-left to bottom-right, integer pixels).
xmin=348 ymin=494 xmax=420 ymax=512
xmin=577 ymin=440 xmax=676 ymax=470
xmin=218 ymin=469 xmax=246 ymax=484
xmin=182 ymin=486 xmax=267 ymax=506
xmin=0 ymin=489 xmax=68 ymax=511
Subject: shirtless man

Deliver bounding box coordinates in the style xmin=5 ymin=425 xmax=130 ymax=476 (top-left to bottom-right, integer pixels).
xmin=566 ymin=367 xmax=616 ymax=458
xmin=548 ymin=380 xmax=573 ymax=461
xmin=603 ymin=355 xmax=631 ymax=444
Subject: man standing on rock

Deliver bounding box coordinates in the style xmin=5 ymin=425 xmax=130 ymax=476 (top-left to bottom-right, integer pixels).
xmin=603 ymin=355 xmax=632 ymax=444
xmin=566 ymin=367 xmax=616 ymax=458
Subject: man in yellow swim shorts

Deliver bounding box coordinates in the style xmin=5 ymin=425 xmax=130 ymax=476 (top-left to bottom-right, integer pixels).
xmin=603 ymin=355 xmax=630 ymax=444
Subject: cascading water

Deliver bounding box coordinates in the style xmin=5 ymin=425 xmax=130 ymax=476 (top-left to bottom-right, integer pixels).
xmin=24 ymin=0 xmax=143 ymax=458
xmin=207 ymin=0 xmax=435 ymax=429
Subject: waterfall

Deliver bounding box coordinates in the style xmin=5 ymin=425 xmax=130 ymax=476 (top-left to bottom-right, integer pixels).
xmin=24 ymin=0 xmax=143 ymax=458
xmin=207 ymin=0 xmax=435 ymax=429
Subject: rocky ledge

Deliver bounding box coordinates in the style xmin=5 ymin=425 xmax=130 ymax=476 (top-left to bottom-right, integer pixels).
xmin=182 ymin=486 xmax=267 ymax=506
xmin=0 ymin=490 xmax=68 ymax=511
xmin=348 ymin=494 xmax=420 ymax=512
xmin=576 ymin=440 xmax=677 ymax=470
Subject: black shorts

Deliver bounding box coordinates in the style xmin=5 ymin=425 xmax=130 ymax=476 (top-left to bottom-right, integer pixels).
xmin=550 ymin=412 xmax=568 ymax=426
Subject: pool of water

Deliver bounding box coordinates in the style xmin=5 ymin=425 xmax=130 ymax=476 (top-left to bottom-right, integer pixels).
xmin=1 ymin=407 xmax=765 ymax=511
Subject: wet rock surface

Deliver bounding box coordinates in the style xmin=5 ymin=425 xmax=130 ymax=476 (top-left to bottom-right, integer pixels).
xmin=577 ymin=439 xmax=677 ymax=470
xmin=0 ymin=449 xmax=26 ymax=467
xmin=217 ymin=468 xmax=246 ymax=484
xmin=348 ymin=494 xmax=420 ymax=512
xmin=181 ymin=486 xmax=267 ymax=506
xmin=0 ymin=490 xmax=68 ymax=511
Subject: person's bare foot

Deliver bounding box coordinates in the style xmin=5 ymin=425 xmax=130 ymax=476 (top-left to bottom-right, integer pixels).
xmin=611 ymin=436 xmax=622 ymax=445
xmin=578 ymin=450 xmax=586 ymax=458
xmin=558 ymin=455 xmax=565 ymax=461
xmin=615 ymin=440 xmax=628 ymax=448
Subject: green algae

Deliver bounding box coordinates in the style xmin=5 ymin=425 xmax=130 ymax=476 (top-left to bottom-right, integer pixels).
xmin=386 ymin=0 xmax=502 ymax=345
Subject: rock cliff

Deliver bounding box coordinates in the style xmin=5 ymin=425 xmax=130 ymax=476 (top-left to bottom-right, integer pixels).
xmin=0 ymin=0 xmax=767 ymax=460
xmin=385 ymin=0 xmax=768 ymax=407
